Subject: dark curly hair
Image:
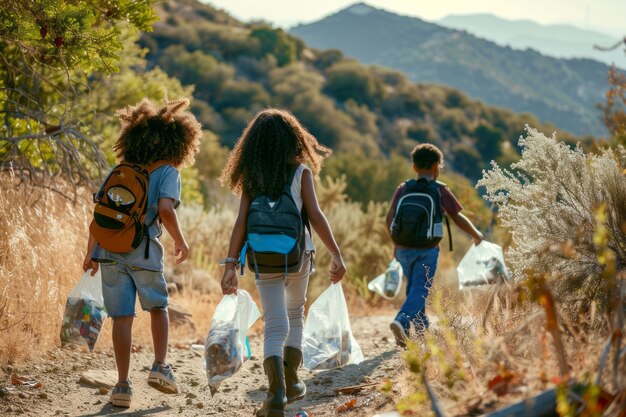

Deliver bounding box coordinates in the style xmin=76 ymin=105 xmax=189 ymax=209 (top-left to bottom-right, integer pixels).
xmin=112 ymin=98 xmax=202 ymax=167
xmin=411 ymin=143 xmax=443 ymax=170
xmin=219 ymin=108 xmax=332 ymax=198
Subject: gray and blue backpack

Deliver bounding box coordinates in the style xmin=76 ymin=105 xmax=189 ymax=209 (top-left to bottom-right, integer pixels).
xmin=390 ymin=178 xmax=452 ymax=249
xmin=240 ymin=167 xmax=310 ymax=276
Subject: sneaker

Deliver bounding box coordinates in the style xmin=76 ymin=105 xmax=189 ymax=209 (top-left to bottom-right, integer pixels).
xmin=147 ymin=362 xmax=179 ymax=394
xmin=110 ymin=380 xmax=132 ymax=408
xmin=390 ymin=320 xmax=407 ymax=348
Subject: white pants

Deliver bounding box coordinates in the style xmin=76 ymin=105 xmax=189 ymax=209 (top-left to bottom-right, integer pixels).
xmin=255 ymin=252 xmax=313 ymax=359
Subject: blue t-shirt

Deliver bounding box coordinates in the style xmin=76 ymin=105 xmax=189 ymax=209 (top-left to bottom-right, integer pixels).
xmin=92 ymin=165 xmax=181 ymax=271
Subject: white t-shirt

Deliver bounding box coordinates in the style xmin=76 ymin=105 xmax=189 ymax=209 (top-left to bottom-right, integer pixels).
xmin=291 ymin=164 xmax=315 ymax=252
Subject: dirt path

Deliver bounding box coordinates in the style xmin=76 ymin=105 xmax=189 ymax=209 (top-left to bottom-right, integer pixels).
xmin=0 ymin=316 xmax=405 ymax=417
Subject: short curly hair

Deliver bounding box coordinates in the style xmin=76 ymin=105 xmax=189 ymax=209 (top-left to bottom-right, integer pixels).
xmin=112 ymin=98 xmax=202 ymax=168
xmin=411 ymin=143 xmax=443 ymax=170
xmin=219 ymin=108 xmax=332 ymax=198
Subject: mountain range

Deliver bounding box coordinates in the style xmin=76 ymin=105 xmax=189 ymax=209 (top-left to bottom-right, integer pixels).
xmin=290 ymin=3 xmax=618 ymax=137
xmin=438 ymin=13 xmax=625 ymax=69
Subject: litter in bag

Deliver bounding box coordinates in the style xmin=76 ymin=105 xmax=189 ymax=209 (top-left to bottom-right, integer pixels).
xmin=204 ymin=290 xmax=261 ymax=394
xmin=368 ymin=258 xmax=403 ymax=300
xmin=60 ymin=269 xmax=108 ymax=352
xmin=457 ymin=241 xmax=511 ymax=290
xmin=303 ymin=283 xmax=364 ymax=370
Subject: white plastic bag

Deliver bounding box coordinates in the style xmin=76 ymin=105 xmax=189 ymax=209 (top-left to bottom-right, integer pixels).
xmin=302 ymin=283 xmax=364 ymax=370
xmin=368 ymin=258 xmax=403 ymax=300
xmin=457 ymin=241 xmax=511 ymax=290
xmin=60 ymin=269 xmax=108 ymax=352
xmin=204 ymin=289 xmax=261 ymax=394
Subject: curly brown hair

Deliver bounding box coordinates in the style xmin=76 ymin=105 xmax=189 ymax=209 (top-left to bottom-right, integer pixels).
xmin=411 ymin=143 xmax=444 ymax=170
xmin=113 ymin=98 xmax=202 ymax=167
xmin=219 ymin=108 xmax=332 ymax=198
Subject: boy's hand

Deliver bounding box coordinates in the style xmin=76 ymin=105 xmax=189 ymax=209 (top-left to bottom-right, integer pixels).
xmin=329 ymin=253 xmax=346 ymax=283
xmin=175 ymin=240 xmax=189 ymax=264
xmin=221 ymin=268 xmax=238 ymax=295
xmin=82 ymin=254 xmax=99 ymax=276
xmin=473 ymin=231 xmax=484 ymax=246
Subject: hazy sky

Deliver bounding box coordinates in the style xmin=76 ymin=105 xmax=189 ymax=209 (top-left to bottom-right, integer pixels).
xmin=205 ymin=0 xmax=626 ymax=36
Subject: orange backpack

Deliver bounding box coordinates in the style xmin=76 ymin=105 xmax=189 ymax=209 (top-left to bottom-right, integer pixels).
xmin=89 ymin=161 xmax=170 ymax=257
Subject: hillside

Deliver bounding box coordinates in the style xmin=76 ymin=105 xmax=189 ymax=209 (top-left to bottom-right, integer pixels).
xmin=138 ymin=0 xmax=582 ymax=190
xmin=439 ymin=13 xmax=626 ymax=69
xmin=290 ymin=3 xmax=614 ymax=137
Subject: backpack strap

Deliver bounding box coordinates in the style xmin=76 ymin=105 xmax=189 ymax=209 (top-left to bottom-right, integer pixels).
xmin=432 ymin=181 xmax=453 ymax=252
xmin=147 ymin=160 xmax=172 ymax=173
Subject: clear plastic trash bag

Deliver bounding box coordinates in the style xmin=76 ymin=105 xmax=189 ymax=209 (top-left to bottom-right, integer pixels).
xmin=303 ymin=283 xmax=364 ymax=370
xmin=60 ymin=269 xmax=108 ymax=352
xmin=457 ymin=241 xmax=511 ymax=290
xmin=368 ymin=258 xmax=403 ymax=300
xmin=204 ymin=289 xmax=261 ymax=394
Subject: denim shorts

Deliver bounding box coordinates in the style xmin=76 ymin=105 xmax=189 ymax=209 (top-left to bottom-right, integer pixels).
xmin=100 ymin=262 xmax=169 ymax=318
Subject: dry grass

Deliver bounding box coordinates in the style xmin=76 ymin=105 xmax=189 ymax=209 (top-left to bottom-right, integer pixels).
xmin=395 ymin=276 xmax=626 ymax=416
xmin=0 ymin=175 xmax=92 ymax=364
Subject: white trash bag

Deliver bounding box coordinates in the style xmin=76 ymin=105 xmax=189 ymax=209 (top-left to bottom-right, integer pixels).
xmin=368 ymin=258 xmax=403 ymax=300
xmin=457 ymin=241 xmax=511 ymax=290
xmin=204 ymin=289 xmax=261 ymax=394
xmin=60 ymin=269 xmax=108 ymax=352
xmin=303 ymin=283 xmax=364 ymax=370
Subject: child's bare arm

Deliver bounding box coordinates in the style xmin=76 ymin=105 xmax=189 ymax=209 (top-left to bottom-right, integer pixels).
xmin=449 ymin=212 xmax=483 ymax=245
xmin=220 ymin=193 xmax=251 ymax=294
xmin=82 ymin=233 xmax=99 ymax=275
xmin=159 ymin=197 xmax=189 ymax=263
xmin=301 ymin=169 xmax=346 ymax=282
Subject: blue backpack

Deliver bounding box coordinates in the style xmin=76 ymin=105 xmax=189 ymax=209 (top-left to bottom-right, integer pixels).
xmin=240 ymin=167 xmax=310 ymax=276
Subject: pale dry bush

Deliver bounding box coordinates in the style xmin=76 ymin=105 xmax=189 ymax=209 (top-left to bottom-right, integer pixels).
xmin=0 ymin=175 xmax=93 ymax=364
xmin=477 ymin=127 xmax=626 ymax=311
xmin=400 ymin=278 xmax=621 ymax=416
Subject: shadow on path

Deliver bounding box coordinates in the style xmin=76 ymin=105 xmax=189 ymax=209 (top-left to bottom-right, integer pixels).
xmin=77 ymin=404 xmax=172 ymax=417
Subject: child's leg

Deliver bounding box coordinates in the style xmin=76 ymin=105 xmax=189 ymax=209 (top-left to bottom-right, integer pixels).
xmin=150 ymin=309 xmax=169 ymax=364
xmin=256 ymin=274 xmax=289 ymax=359
xmin=256 ymin=273 xmax=289 ymax=414
xmin=284 ymin=252 xmax=312 ymax=350
xmin=132 ymin=267 xmax=170 ymax=363
xmin=132 ymin=267 xmax=178 ymax=393
xmin=395 ymin=247 xmax=439 ymax=332
xmin=283 ymin=252 xmax=312 ymax=403
xmin=112 ymin=316 xmax=134 ymax=383
xmin=100 ymin=263 xmax=138 ymax=383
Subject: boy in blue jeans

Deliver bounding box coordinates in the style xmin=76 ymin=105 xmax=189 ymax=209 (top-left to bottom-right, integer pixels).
xmin=386 ymin=144 xmax=483 ymax=347
xmin=83 ymin=98 xmax=202 ymax=407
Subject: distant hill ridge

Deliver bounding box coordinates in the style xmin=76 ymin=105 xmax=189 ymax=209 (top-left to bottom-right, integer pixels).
xmin=291 ymin=2 xmax=618 ymax=136
xmin=439 ymin=13 xmax=626 ymax=69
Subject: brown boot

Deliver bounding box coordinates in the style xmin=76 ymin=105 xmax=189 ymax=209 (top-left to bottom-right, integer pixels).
xmin=283 ymin=346 xmax=306 ymax=403
xmin=256 ymin=356 xmax=287 ymax=417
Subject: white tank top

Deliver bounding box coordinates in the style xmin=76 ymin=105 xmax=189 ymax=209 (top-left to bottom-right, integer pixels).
xmin=290 ymin=164 xmax=315 ymax=251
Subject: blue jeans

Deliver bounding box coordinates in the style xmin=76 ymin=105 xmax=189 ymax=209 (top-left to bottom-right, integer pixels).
xmin=394 ymin=247 xmax=439 ymax=332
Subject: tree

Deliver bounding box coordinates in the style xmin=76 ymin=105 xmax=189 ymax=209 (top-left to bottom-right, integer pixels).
xmin=324 ymin=60 xmax=384 ymax=108
xmin=0 ymin=0 xmax=158 ymax=191
xmin=249 ymin=25 xmax=303 ymax=67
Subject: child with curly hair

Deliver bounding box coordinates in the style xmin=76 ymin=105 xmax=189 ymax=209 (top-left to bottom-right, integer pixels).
xmin=82 ymin=98 xmax=202 ymax=407
xmin=219 ymin=108 xmax=346 ymax=417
